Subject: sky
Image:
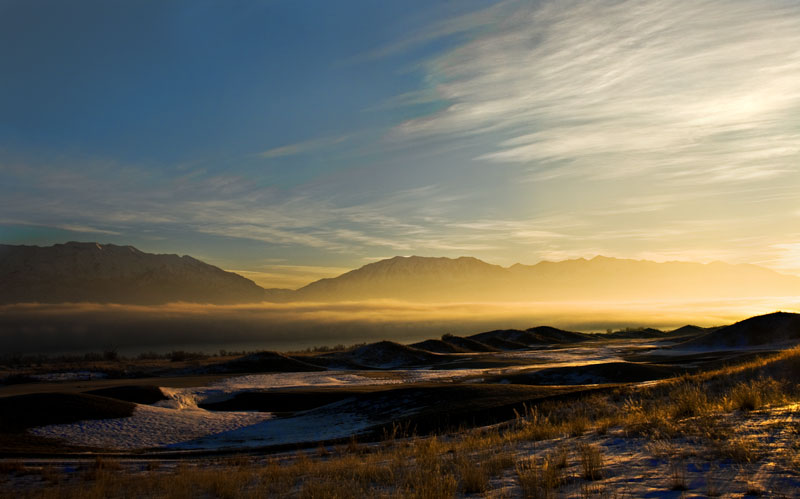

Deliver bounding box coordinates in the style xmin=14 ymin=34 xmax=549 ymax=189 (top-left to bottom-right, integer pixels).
xmin=2 ymin=0 xmax=800 ymax=289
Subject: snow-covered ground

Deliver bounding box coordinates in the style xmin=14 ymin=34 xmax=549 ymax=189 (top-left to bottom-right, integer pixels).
xmin=170 ymin=399 xmax=373 ymax=450
xmin=25 ymin=341 xmax=682 ymax=451
xmin=484 ymin=402 xmax=800 ymax=497
xmin=23 ymin=402 xmax=800 ymax=497
xmin=26 ymin=370 xmax=474 ymax=451
xmin=30 ymin=405 xmax=270 ymax=450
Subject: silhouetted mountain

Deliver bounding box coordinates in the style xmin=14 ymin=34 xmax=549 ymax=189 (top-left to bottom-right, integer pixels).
xmin=0 ymin=242 xmax=267 ymax=305
xmin=4 ymin=245 xmax=799 ymax=305
xmin=681 ymin=312 xmax=800 ymax=348
xmin=292 ymin=255 xmax=800 ymax=303
xmin=295 ymin=256 xmax=505 ymax=301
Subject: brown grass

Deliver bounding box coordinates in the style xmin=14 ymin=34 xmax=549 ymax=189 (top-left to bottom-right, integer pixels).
xmin=578 ymin=443 xmax=605 ymax=481
xmin=455 ymin=455 xmax=489 ymax=494
xmin=705 ymin=464 xmax=721 ymax=497
xmin=516 ymin=453 xmax=567 ymax=499
xmin=668 ymin=459 xmax=688 ymax=491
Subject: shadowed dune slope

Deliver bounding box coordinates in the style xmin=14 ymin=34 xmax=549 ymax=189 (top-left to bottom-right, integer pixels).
xmin=495 ymin=361 xmax=683 ymax=385
xmin=469 ymin=329 xmax=537 ymax=346
xmin=0 ymin=393 xmax=135 ymax=432
xmin=83 ymin=385 xmax=168 ymax=405
xmin=602 ymin=327 xmax=665 ymax=339
xmin=339 ymin=341 xmax=446 ymax=369
xmin=469 ymin=326 xmax=591 ymax=346
xmin=441 ymin=335 xmax=497 ymax=352
xmin=476 ymin=336 xmax=529 ymax=350
xmin=201 ymin=384 xmax=582 ymax=432
xmin=680 ymin=312 xmax=800 ymax=349
xmin=409 ymin=339 xmax=470 ymax=353
xmin=525 ymin=326 xmax=593 ymax=343
xmin=668 ymin=325 xmax=709 ymax=336
xmin=208 ymin=351 xmax=326 ymax=373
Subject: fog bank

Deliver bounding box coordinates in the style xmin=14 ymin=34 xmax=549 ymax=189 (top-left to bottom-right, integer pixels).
xmin=1 ymin=298 xmax=798 ymax=354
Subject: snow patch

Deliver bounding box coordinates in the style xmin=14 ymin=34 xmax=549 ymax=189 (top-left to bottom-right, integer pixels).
xmin=30 ymin=404 xmax=270 ymax=450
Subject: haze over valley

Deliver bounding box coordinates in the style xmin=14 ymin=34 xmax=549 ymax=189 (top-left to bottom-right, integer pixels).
xmin=1 ymin=242 xmax=798 ymax=353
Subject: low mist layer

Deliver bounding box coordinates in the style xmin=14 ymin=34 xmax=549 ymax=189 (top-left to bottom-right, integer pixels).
xmin=3 ymin=297 xmax=798 ymax=354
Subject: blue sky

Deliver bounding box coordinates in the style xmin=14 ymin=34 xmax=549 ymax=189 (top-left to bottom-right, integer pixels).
xmin=2 ymin=0 xmax=800 ymax=288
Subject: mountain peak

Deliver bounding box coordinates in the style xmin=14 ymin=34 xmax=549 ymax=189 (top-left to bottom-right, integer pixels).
xmin=0 ymin=242 xmax=265 ymax=305
xmin=295 ymin=253 xmax=800 ymax=302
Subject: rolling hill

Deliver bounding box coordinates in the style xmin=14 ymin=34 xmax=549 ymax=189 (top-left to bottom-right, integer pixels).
xmin=680 ymin=312 xmax=800 ymax=348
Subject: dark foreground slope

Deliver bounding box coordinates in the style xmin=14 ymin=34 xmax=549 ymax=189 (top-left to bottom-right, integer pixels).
xmin=0 ymin=242 xmax=266 ymax=304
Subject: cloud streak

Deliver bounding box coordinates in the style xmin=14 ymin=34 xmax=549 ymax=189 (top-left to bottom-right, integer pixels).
xmin=397 ymin=0 xmax=800 ymax=183
xmin=257 ymin=135 xmax=350 ymax=159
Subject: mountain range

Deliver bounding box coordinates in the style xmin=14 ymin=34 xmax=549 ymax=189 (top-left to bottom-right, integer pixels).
xmin=1 ymin=242 xmax=799 ymax=305
xmin=292 ymin=254 xmax=800 ymax=302
xmin=0 ymin=242 xmax=265 ymax=305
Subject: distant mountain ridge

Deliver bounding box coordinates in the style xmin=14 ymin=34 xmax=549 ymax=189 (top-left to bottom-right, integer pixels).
xmin=2 ymin=243 xmax=799 ymax=305
xmin=292 ymin=254 xmax=800 ymax=302
xmin=0 ymin=242 xmax=266 ymax=305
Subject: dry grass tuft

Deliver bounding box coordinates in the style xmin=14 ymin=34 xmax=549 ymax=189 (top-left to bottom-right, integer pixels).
xmin=515 ymin=448 xmax=570 ymax=499
xmin=705 ymin=464 xmax=721 ymax=497
xmin=719 ymin=437 xmax=762 ymax=463
xmin=579 ymin=443 xmax=605 ymax=481
xmin=456 ymin=456 xmax=489 ymax=494
xmin=725 ymin=378 xmax=784 ymax=412
xmin=668 ymin=459 xmax=688 ymax=491
xmin=669 ymin=380 xmax=709 ymax=419
xmin=485 ymin=451 xmax=515 ymax=477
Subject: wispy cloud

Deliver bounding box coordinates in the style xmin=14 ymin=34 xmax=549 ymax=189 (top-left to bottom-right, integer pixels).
xmin=258 ymin=135 xmax=350 ymax=159
xmin=343 ymin=1 xmax=514 ymax=65
xmin=0 ymin=218 xmax=121 ymax=236
xmin=395 ymin=0 xmax=800 ymax=183
xmin=763 ymin=242 xmax=800 ymax=276
xmin=56 ymin=224 xmax=121 ymax=236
